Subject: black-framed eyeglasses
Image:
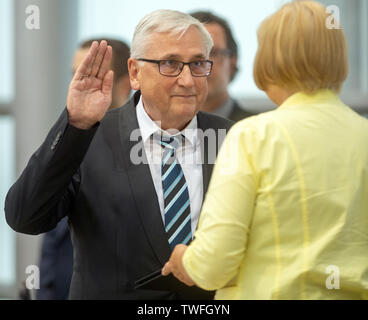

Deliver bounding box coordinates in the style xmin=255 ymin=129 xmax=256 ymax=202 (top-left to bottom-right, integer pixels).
xmin=137 ymin=58 xmax=213 ymax=77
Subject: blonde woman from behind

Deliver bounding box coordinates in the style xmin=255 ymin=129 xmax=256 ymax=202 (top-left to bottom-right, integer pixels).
xmin=163 ymin=1 xmax=368 ymax=300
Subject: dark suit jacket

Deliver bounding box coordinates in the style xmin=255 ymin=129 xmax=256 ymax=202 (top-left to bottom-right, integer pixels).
xmin=228 ymin=100 xmax=255 ymax=122
xmin=37 ymin=217 xmax=73 ymax=300
xmin=5 ymin=92 xmax=233 ymax=299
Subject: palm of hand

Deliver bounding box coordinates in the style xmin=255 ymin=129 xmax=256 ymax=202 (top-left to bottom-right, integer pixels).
xmin=68 ymin=76 xmax=111 ymax=124
xmin=66 ymin=40 xmax=114 ymax=130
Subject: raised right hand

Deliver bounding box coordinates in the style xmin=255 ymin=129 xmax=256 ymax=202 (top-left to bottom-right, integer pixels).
xmin=67 ymin=40 xmax=114 ymax=130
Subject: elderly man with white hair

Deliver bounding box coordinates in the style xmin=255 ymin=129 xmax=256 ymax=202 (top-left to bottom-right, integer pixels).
xmin=5 ymin=10 xmax=233 ymax=299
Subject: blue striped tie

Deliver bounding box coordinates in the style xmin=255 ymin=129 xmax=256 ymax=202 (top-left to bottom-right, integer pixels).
xmin=156 ymin=134 xmax=192 ymax=250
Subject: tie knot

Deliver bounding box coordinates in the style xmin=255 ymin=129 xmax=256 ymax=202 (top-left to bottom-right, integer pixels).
xmin=153 ymin=133 xmax=183 ymax=151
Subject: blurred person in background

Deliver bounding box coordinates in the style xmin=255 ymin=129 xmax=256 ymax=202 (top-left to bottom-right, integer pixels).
xmin=190 ymin=11 xmax=254 ymax=121
xmin=72 ymin=38 xmax=132 ymax=109
xmin=163 ymin=1 xmax=368 ymax=300
xmin=36 ymin=38 xmax=131 ymax=300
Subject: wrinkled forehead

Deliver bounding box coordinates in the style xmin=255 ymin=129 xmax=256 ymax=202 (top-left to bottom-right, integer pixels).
xmin=143 ymin=26 xmax=209 ymax=60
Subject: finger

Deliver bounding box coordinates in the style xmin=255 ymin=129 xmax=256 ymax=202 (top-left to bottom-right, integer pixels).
xmin=162 ymin=263 xmax=171 ymax=276
xmin=102 ymin=70 xmax=114 ymax=96
xmin=74 ymin=41 xmax=99 ymax=80
xmin=84 ymin=41 xmax=100 ymax=77
xmin=97 ymin=45 xmax=113 ymax=80
xmin=91 ymin=40 xmax=108 ymax=77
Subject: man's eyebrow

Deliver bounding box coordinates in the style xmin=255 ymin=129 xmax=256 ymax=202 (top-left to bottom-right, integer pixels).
xmin=161 ymin=53 xmax=207 ymax=60
xmin=160 ymin=54 xmax=182 ymax=60
xmin=191 ymin=54 xmax=207 ymax=60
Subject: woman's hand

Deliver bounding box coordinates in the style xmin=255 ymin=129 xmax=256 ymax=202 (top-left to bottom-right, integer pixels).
xmin=162 ymin=244 xmax=195 ymax=286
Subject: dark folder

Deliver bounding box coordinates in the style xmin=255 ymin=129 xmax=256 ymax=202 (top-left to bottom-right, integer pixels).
xmin=135 ymin=269 xmax=215 ymax=300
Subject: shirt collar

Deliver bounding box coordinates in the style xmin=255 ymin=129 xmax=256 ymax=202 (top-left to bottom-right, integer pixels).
xmin=136 ymin=96 xmax=198 ymax=147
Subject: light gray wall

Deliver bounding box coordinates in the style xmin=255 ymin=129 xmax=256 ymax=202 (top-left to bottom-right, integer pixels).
xmin=11 ymin=0 xmax=79 ymax=299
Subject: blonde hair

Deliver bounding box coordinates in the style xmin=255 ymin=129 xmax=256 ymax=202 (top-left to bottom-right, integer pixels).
xmin=253 ymin=0 xmax=349 ymax=93
xmin=131 ymin=9 xmax=213 ymax=59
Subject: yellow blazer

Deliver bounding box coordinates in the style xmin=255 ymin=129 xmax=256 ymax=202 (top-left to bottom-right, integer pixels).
xmin=183 ymin=90 xmax=368 ymax=299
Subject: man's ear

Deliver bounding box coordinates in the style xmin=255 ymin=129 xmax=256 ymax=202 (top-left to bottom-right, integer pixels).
xmin=115 ymin=75 xmax=132 ymax=103
xmin=128 ymin=58 xmax=141 ymax=90
xmin=229 ymin=55 xmax=238 ymax=83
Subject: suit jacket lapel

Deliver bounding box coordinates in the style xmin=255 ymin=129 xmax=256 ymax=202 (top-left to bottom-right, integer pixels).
xmin=197 ymin=112 xmax=215 ymax=195
xmin=118 ymin=92 xmax=171 ymax=266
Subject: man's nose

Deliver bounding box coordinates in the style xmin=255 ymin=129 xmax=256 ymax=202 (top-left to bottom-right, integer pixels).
xmin=177 ymin=65 xmax=195 ymax=87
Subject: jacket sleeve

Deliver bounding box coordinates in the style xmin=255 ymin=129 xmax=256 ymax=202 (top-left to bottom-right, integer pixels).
xmin=182 ymin=121 xmax=257 ymax=290
xmin=4 ymin=108 xmax=99 ymax=235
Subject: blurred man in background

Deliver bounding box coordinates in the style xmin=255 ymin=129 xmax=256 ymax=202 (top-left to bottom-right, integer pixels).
xmin=73 ymin=38 xmax=132 ymax=109
xmin=36 ymin=38 xmax=131 ymax=300
xmin=190 ymin=11 xmax=254 ymax=121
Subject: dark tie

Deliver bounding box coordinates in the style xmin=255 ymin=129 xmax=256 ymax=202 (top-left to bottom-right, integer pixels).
xmin=155 ymin=134 xmax=192 ymax=250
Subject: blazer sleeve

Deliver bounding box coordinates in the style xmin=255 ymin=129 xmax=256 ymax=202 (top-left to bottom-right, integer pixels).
xmin=4 ymin=108 xmax=99 ymax=235
xmin=182 ymin=121 xmax=258 ymax=290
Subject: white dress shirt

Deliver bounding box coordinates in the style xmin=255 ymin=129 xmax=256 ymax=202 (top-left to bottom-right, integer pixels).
xmin=136 ymin=96 xmax=203 ymax=234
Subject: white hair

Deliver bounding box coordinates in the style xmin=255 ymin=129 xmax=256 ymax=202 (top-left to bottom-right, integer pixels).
xmin=130 ymin=9 xmax=214 ymax=59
